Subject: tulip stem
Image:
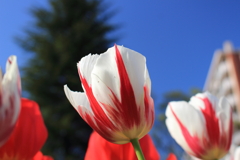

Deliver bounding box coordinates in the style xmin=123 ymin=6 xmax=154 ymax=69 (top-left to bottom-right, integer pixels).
xmin=130 ymin=138 xmax=146 ymax=160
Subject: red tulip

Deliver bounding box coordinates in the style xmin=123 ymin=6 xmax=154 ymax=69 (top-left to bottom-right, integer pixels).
xmin=166 ymin=153 xmax=177 ymax=160
xmin=166 ymin=92 xmax=232 ymax=160
xmin=32 ymin=152 xmax=53 ymax=160
xmin=0 ymin=56 xmax=21 ymax=146
xmin=0 ymin=98 xmax=52 ymax=160
xmin=85 ymin=131 xmax=160 ymax=160
xmin=64 ymin=45 xmax=154 ymax=144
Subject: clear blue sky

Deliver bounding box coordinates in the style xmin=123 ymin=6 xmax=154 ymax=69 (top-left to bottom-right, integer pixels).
xmin=1 ymin=0 xmax=240 ymax=103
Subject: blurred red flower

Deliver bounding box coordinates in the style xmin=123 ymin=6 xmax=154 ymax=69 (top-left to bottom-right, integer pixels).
xmin=0 ymin=98 xmax=53 ymax=160
xmin=85 ymin=131 xmax=160 ymax=160
xmin=166 ymin=153 xmax=177 ymax=160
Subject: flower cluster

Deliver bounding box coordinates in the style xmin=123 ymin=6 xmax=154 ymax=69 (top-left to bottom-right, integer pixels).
xmin=63 ymin=45 xmax=234 ymax=160
xmin=2 ymin=45 xmax=234 ymax=160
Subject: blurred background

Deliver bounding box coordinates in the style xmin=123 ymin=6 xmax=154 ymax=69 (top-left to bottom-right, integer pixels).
xmin=1 ymin=0 xmax=240 ymax=159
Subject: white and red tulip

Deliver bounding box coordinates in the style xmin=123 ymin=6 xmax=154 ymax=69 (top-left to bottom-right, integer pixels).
xmin=166 ymin=92 xmax=233 ymax=160
xmin=0 ymin=56 xmax=21 ymax=146
xmin=64 ymin=45 xmax=154 ymax=144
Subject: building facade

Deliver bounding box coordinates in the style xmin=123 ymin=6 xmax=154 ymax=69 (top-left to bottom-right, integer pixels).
xmin=204 ymin=41 xmax=240 ymax=122
xmin=204 ymin=41 xmax=240 ymax=160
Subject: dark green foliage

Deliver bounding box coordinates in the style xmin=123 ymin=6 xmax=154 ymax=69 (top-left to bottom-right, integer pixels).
xmin=16 ymin=0 xmax=118 ymax=159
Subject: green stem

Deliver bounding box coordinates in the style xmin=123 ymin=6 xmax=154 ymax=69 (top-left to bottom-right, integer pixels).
xmin=130 ymin=138 xmax=146 ymax=160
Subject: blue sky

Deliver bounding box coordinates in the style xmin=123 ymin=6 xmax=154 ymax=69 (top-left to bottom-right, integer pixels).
xmin=107 ymin=1 xmax=240 ymax=103
xmin=1 ymin=0 xmax=240 ymax=105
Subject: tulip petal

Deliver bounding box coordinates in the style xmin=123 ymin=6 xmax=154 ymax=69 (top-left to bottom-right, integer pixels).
xmin=64 ymin=85 xmax=93 ymax=115
xmin=166 ymin=101 xmax=206 ymax=156
xmin=91 ymin=45 xmax=149 ymax=130
xmin=234 ymin=147 xmax=240 ymax=160
xmin=189 ymin=92 xmax=217 ymax=111
xmin=115 ymin=45 xmax=148 ymax=106
xmin=76 ymin=53 xmax=116 ymax=132
xmin=0 ymin=98 xmax=47 ymax=159
xmin=77 ymin=54 xmax=99 ymax=87
xmin=85 ymin=131 xmax=160 ymax=160
xmin=64 ymin=85 xmax=117 ymax=142
xmin=190 ymin=93 xmax=221 ymax=146
xmin=218 ymin=97 xmax=232 ymax=133
xmin=166 ymin=153 xmax=177 ymax=160
xmin=91 ymin=45 xmax=147 ymax=108
xmin=32 ymin=151 xmax=53 ymax=160
xmin=0 ymin=56 xmax=21 ymax=146
xmin=218 ymin=97 xmax=233 ymax=149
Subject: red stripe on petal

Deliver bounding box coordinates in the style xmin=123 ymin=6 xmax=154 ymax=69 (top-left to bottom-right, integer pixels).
xmin=226 ymin=108 xmax=233 ymax=150
xmin=170 ymin=105 xmax=204 ymax=157
xmin=114 ymin=45 xmax=140 ymax=128
xmin=79 ymin=73 xmax=115 ymax=131
xmin=8 ymin=59 xmax=12 ymax=64
xmin=144 ymin=86 xmax=154 ymax=126
xmin=198 ymin=97 xmax=220 ymax=145
xmin=102 ymin=93 xmax=123 ymax=127
xmin=0 ymin=98 xmax=47 ymax=159
xmin=78 ymin=107 xmax=114 ymax=142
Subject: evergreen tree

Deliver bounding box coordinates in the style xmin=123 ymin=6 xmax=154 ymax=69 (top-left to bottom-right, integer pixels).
xmin=17 ymin=0 xmax=118 ymax=159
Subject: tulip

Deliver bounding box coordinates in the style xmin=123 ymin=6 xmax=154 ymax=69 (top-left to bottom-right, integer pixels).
xmin=0 ymin=56 xmax=21 ymax=146
xmin=0 ymin=98 xmax=53 ymax=160
xmin=166 ymin=92 xmax=232 ymax=160
xmin=64 ymin=45 xmax=154 ymax=143
xmin=64 ymin=45 xmax=154 ymax=159
xmin=85 ymin=131 xmax=160 ymax=160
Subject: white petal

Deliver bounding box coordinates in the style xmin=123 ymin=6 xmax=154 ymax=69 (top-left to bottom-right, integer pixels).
xmin=218 ymin=97 xmax=232 ymax=135
xmin=189 ymin=92 xmax=218 ymax=111
xmin=117 ymin=45 xmax=149 ymax=106
xmin=77 ymin=54 xmax=99 ymax=87
xmin=64 ymin=85 xmax=93 ymax=115
xmin=91 ymin=45 xmax=148 ymax=108
xmin=234 ymin=147 xmax=240 ymax=160
xmin=166 ymin=101 xmax=206 ymax=155
xmin=3 ymin=56 xmax=21 ymax=94
xmin=144 ymin=67 xmax=151 ymax=93
xmin=90 ymin=47 xmax=120 ymax=111
xmin=0 ymin=55 xmax=21 ymax=146
xmin=91 ymin=74 xmax=119 ymax=112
